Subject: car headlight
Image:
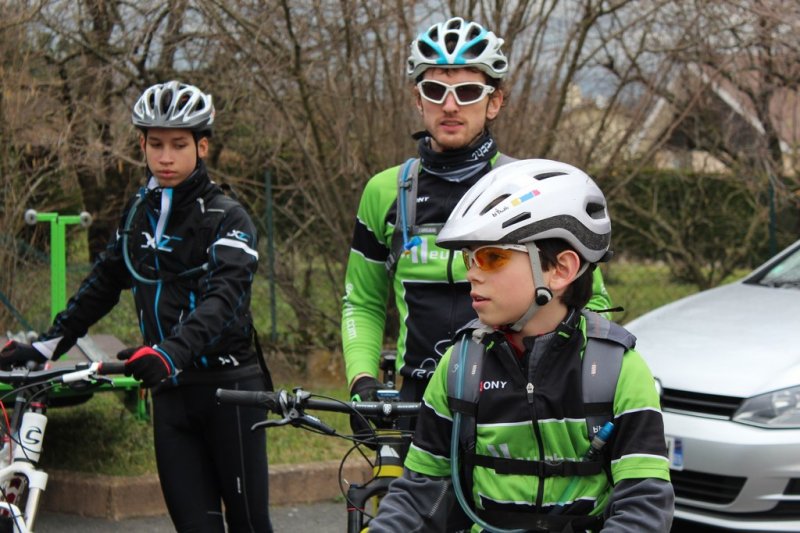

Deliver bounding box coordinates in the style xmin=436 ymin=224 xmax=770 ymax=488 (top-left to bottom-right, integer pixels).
xmin=733 ymin=385 xmax=800 ymax=428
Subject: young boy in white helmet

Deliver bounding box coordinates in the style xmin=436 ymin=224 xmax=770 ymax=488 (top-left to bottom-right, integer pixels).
xmin=0 ymin=81 xmax=272 ymax=532
xmin=368 ymin=159 xmax=673 ymax=532
xmin=342 ymin=17 xmax=613 ymax=437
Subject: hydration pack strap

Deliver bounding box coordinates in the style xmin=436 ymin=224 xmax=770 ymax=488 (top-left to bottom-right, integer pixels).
xmin=447 ymin=334 xmax=486 ymax=452
xmin=477 ymin=508 xmax=604 ymax=533
xmin=385 ymin=158 xmax=420 ymax=275
xmin=581 ymin=310 xmax=632 ymax=439
xmin=463 ymin=451 xmax=604 ymax=477
xmin=385 ymin=154 xmax=517 ymax=276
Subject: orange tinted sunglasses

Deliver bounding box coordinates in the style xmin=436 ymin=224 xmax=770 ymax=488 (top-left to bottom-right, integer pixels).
xmin=462 ymin=244 xmax=529 ymax=272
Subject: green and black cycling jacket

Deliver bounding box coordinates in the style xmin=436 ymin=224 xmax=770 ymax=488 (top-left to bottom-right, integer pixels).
xmin=405 ymin=313 xmax=671 ymax=527
xmin=341 ymin=155 xmax=612 ymax=385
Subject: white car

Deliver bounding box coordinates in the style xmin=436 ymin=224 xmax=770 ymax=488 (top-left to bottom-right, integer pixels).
xmin=626 ymin=239 xmax=800 ymax=531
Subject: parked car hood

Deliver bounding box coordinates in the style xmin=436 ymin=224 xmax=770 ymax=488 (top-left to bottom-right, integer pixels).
xmin=626 ymin=282 xmax=800 ymax=399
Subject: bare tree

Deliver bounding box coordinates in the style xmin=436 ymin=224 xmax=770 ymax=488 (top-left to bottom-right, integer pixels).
xmin=4 ymin=0 xmax=797 ymax=349
xmin=604 ymin=0 xmax=800 ymax=287
xmin=0 ymin=4 xmax=64 ymax=329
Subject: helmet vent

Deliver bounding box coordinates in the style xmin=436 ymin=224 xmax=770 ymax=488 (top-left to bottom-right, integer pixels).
xmin=586 ymin=202 xmax=606 ymax=220
xmin=465 ymin=40 xmax=487 ymax=59
xmin=178 ymin=93 xmax=192 ymax=111
xmin=159 ymin=90 xmax=174 ymax=113
xmin=446 ymin=19 xmax=462 ymax=30
xmin=419 ymin=41 xmax=437 ymax=59
xmin=502 ymin=212 xmax=531 ymax=229
xmin=533 ymin=171 xmax=566 ymax=181
xmin=445 ymin=34 xmax=459 ymax=54
xmin=478 ymin=194 xmax=510 ymax=215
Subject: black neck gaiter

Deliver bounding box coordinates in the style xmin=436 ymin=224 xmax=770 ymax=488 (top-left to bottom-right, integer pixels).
xmin=416 ymin=130 xmax=498 ymax=182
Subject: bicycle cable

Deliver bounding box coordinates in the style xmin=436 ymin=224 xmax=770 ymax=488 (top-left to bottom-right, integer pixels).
xmin=1 ymin=382 xmax=56 ymax=463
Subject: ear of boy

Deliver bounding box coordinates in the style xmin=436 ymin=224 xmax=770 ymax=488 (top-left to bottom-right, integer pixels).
xmin=549 ymin=250 xmax=582 ymax=291
xmin=197 ymin=136 xmax=209 ymax=158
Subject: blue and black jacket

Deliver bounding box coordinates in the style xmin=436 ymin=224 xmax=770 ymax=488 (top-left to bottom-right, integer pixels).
xmin=40 ymin=161 xmax=261 ymax=381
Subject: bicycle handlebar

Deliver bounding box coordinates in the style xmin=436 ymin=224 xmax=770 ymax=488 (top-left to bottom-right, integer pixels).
xmin=216 ymin=388 xmax=419 ymax=416
xmin=215 ymin=387 xmax=419 ymax=436
xmin=0 ymin=361 xmax=127 ymax=386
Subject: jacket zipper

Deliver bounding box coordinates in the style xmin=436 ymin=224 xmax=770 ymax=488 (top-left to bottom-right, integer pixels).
xmin=499 ymin=340 xmax=547 ymax=510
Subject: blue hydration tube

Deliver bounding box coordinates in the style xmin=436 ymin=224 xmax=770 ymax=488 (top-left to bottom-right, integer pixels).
xmin=398 ymin=159 xmax=422 ymax=253
xmin=122 ymin=194 xmax=160 ymax=285
xmin=122 ymin=193 xmax=208 ymax=285
xmin=449 ymin=340 xmax=526 ymax=533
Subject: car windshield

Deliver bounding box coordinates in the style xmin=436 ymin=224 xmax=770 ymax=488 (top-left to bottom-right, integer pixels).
xmin=748 ymin=245 xmax=800 ymax=288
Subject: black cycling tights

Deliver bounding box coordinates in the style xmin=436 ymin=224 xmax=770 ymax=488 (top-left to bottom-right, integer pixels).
xmin=152 ymin=375 xmax=272 ymax=532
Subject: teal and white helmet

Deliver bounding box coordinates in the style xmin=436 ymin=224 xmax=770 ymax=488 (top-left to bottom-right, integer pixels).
xmin=132 ymin=81 xmax=215 ymax=134
xmin=407 ymin=17 xmax=508 ymax=80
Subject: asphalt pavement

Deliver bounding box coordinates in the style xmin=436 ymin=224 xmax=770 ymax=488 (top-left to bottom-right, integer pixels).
xmin=35 ymin=504 xmax=758 ymax=533
xmin=36 ymin=500 xmax=345 ymax=532
xmin=35 ymin=508 xmax=755 ymax=533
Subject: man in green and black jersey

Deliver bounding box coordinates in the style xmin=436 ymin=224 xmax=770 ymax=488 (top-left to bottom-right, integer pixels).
xmin=342 ymin=17 xmax=612 ymax=421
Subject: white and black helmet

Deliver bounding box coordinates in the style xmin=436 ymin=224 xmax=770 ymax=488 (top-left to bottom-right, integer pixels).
xmin=436 ymin=159 xmax=611 ymax=264
xmin=132 ymin=81 xmax=215 ymax=134
xmin=407 ymin=17 xmax=508 ymax=80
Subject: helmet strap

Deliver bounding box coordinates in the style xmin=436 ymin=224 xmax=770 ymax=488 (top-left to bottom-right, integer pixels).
xmin=509 ymin=242 xmax=551 ymax=332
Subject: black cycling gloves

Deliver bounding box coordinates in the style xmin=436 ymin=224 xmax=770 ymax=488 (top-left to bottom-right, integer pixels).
xmin=117 ymin=346 xmax=173 ymax=388
xmin=0 ymin=341 xmax=48 ymax=370
xmin=349 ymin=376 xmax=386 ymax=441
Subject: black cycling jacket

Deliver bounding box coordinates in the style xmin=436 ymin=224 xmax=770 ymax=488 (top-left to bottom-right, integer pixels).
xmin=41 ymin=162 xmax=260 ymax=377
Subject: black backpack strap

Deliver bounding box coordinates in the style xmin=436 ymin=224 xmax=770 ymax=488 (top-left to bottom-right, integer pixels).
xmin=252 ymin=329 xmax=273 ymax=391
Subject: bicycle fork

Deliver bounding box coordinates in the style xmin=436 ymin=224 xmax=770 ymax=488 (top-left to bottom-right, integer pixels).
xmin=0 ymin=462 xmax=47 ymax=533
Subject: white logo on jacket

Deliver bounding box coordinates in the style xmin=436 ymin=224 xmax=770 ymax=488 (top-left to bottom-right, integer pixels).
xmin=140 ymin=231 xmax=180 ymax=252
xmin=479 ymin=380 xmax=508 ymax=392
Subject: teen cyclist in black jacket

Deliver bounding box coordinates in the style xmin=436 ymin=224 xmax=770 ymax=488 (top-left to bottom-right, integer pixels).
xmin=0 ymin=81 xmax=272 ymax=532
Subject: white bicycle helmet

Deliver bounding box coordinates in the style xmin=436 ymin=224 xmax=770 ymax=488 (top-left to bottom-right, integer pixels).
xmin=407 ymin=17 xmax=508 ymax=80
xmin=438 ymin=159 xmax=611 ymax=330
xmin=132 ymin=81 xmax=215 ymax=134
xmin=437 ymin=159 xmax=611 ymax=263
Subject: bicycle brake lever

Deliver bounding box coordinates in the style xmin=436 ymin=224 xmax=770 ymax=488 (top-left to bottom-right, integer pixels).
xmin=250 ymin=417 xmax=292 ymax=432
xmin=288 ymin=409 xmax=337 ymax=435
